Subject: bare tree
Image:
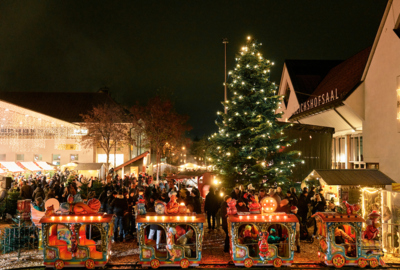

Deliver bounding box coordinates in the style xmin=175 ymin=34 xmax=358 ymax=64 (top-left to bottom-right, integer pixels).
xmin=80 ymin=103 xmax=129 ymax=171
xmin=130 ymin=96 xmax=191 ymax=180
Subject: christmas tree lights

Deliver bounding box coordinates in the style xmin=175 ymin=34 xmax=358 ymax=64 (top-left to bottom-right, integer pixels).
xmin=209 ymin=37 xmax=303 ymax=186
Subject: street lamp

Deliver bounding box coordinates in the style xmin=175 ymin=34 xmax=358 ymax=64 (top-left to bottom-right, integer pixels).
xmin=222 ymin=38 xmax=229 ymax=114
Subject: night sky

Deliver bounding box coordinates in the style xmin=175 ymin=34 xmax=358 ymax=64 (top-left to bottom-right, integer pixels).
xmin=0 ymin=1 xmax=387 ymax=138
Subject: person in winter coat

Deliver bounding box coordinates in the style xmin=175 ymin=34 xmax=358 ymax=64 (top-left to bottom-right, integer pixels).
xmin=306 ymin=186 xmax=316 ymax=204
xmin=276 ymin=187 xmax=285 ymax=199
xmin=230 ymin=187 xmax=242 ymax=200
xmin=290 ymin=187 xmax=298 ymax=202
xmin=128 ymin=189 xmax=138 ymax=235
xmin=297 ymin=191 xmax=308 ymax=224
xmin=204 ymin=187 xmax=218 ymax=230
xmin=20 ymin=181 xmax=32 ymax=200
xmin=312 ymin=193 xmax=326 ymax=236
xmin=285 ymin=191 xmax=298 ymax=207
xmin=221 ymin=195 xmax=231 ymax=253
xmin=111 ymin=190 xmax=129 ymax=242
xmin=32 ymin=186 xmax=45 ymax=202
xmin=106 ymin=191 xmax=117 ymax=214
xmin=190 ymin=189 xmax=202 ymax=214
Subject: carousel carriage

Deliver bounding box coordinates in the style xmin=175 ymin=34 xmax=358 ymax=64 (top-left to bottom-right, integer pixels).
xmin=39 ymin=196 xmax=114 ymax=269
xmin=228 ymin=196 xmax=298 ymax=268
xmin=136 ymin=191 xmax=205 ymax=269
xmin=313 ymin=211 xmax=385 ymax=268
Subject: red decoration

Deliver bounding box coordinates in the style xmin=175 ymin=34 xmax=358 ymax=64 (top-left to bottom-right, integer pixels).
xmin=258 ymin=231 xmax=271 ymax=260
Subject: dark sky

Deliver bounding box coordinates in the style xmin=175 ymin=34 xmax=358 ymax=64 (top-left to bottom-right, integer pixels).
xmin=0 ymin=1 xmax=387 ymax=138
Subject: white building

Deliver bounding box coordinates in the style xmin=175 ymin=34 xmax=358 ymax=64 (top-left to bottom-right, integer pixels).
xmin=277 ymin=0 xmax=400 ymax=182
xmin=0 ymin=90 xmax=141 ymax=169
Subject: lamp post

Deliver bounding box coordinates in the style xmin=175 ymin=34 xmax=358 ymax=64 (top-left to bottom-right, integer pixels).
xmin=222 ymin=38 xmax=229 ymax=114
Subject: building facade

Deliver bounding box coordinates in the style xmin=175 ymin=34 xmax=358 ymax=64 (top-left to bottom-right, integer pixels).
xmin=277 ymin=0 xmax=400 ymax=182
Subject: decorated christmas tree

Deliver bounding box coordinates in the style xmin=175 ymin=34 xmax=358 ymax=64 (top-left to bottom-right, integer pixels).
xmin=209 ymin=37 xmax=304 ymax=186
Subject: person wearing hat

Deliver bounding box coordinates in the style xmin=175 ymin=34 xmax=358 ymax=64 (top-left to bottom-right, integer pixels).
xmin=291 ymin=206 xmax=301 ymax=253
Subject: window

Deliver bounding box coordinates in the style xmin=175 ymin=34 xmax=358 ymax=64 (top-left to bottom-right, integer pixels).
xmin=283 ymin=85 xmax=291 ymax=108
xmin=0 ymin=154 xmax=5 ymax=161
xmin=52 ymin=154 xmax=61 ymax=165
xmin=16 ymin=154 xmax=24 ymax=161
xmin=34 ymin=154 xmax=42 ymax=161
xmin=332 ymin=136 xmax=347 ymax=169
xmin=70 ymin=154 xmax=79 ymax=161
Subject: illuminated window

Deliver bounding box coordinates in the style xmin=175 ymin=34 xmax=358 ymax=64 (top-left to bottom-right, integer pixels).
xmin=70 ymin=154 xmax=79 ymax=161
xmin=34 ymin=154 xmax=42 ymax=161
xmin=16 ymin=154 xmax=24 ymax=161
xmin=0 ymin=154 xmax=5 ymax=161
xmin=52 ymin=154 xmax=61 ymax=165
xmin=97 ymin=154 xmax=124 ymax=167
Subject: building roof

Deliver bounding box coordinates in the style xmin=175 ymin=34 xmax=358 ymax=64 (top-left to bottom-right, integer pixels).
xmin=290 ymin=47 xmax=371 ymax=120
xmin=310 ymin=169 xmax=395 ymax=186
xmin=114 ymin=151 xmax=149 ymax=171
xmin=75 ymin=163 xmax=105 ymax=171
xmin=285 ymin=60 xmax=342 ymax=104
xmin=0 ymin=91 xmax=117 ymax=123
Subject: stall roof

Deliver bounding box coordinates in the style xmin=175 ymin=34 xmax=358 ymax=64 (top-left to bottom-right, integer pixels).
xmin=114 ymin=151 xmax=149 ymax=171
xmin=166 ymin=171 xmax=209 ymax=179
xmin=0 ymin=162 xmax=24 ymax=172
xmin=36 ymin=162 xmax=55 ymax=171
xmin=75 ymin=163 xmax=105 ymax=171
xmin=308 ymin=169 xmax=395 ymax=186
xmin=20 ymin=162 xmax=42 ymax=171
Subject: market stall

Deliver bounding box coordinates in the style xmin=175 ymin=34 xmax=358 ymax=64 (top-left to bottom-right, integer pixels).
xmin=74 ymin=163 xmax=106 ymax=181
xmin=302 ymin=169 xmax=399 ymax=255
xmin=166 ymin=172 xmax=217 ymax=198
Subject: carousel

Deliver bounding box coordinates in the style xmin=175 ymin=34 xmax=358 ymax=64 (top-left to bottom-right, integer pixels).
xmin=136 ymin=191 xmax=205 ymax=269
xmin=34 ymin=195 xmax=114 ymax=269
xmin=228 ymin=196 xmax=298 ymax=268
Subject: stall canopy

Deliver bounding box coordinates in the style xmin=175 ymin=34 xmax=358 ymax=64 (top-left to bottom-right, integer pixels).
xmin=19 ymin=162 xmax=42 ymax=171
xmin=75 ymin=163 xmax=105 ymax=171
xmin=36 ymin=162 xmax=55 ymax=171
xmin=0 ymin=162 xmax=24 ymax=172
xmin=306 ymin=169 xmax=395 ymax=186
xmin=0 ymin=168 xmax=4 ymax=174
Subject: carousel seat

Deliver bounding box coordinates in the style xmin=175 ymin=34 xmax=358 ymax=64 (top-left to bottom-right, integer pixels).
xmin=49 ymin=225 xmax=72 ymax=260
xmin=79 ymin=225 xmax=103 ymax=259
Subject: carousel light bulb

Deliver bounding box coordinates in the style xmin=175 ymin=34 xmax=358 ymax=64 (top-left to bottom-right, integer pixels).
xmin=75 ymin=216 xmax=78 ymax=221
xmin=98 ymin=216 xmax=101 ymax=221
xmin=59 ymin=216 xmax=62 ymax=221
xmin=191 ymin=216 xmax=195 ymax=221
xmin=83 ymin=216 xmax=86 ymax=221
xmin=67 ymin=216 xmax=70 ymax=221
xmin=51 ymin=216 xmax=55 ymax=221
xmin=90 ymin=216 xmax=93 ymax=221
xmin=239 ymin=216 xmax=243 ymax=220
xmin=162 ymin=216 xmax=165 ymax=221
xmin=146 ymin=216 xmax=150 ymax=221
xmin=177 ymin=216 xmax=180 ymax=221
xmin=155 ymin=216 xmax=158 ymax=221
xmin=247 ymin=216 xmax=250 ymax=220
xmin=184 ymin=216 xmax=188 ymax=221
xmin=284 ymin=216 xmax=287 ymax=219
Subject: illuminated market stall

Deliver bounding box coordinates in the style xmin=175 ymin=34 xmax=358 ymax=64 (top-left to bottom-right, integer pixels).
xmin=302 ymin=169 xmax=400 ymax=255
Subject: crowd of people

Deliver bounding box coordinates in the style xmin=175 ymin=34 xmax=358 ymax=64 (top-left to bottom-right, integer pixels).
xmin=8 ymin=169 xmax=339 ymax=248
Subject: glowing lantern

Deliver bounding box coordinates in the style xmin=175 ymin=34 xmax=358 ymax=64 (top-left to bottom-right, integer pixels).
xmin=260 ymin=197 xmax=278 ymax=213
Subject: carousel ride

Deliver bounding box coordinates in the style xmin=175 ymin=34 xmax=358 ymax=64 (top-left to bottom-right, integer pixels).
xmin=136 ymin=191 xmax=205 ymax=269
xmin=32 ymin=195 xmax=114 ymax=269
